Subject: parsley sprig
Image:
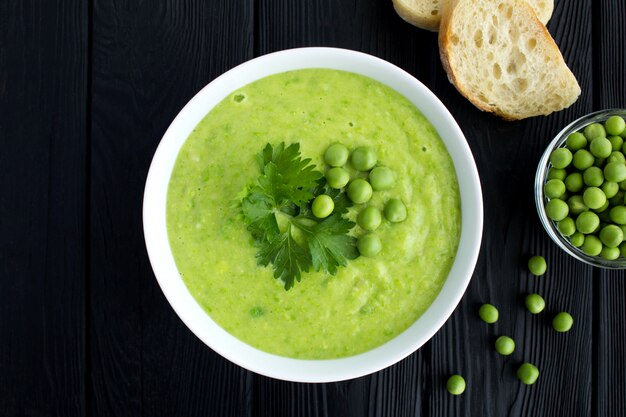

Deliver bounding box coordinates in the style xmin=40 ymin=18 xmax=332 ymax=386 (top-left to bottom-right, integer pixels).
xmin=240 ymin=142 xmax=359 ymax=289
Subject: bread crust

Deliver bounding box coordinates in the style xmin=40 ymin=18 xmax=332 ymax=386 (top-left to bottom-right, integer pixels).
xmin=438 ymin=0 xmax=580 ymax=120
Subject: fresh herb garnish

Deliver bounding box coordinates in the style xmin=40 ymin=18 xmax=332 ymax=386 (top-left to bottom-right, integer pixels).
xmin=240 ymin=142 xmax=359 ymax=289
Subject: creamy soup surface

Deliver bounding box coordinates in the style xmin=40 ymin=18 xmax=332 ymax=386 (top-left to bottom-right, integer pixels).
xmin=167 ymin=69 xmax=461 ymax=359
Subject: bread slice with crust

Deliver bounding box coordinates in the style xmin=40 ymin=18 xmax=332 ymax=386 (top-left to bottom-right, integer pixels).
xmin=438 ymin=0 xmax=580 ymax=120
xmin=392 ymin=0 xmax=553 ymax=32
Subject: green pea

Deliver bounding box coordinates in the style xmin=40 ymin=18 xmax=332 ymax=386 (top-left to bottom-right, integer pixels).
xmin=566 ymin=132 xmax=587 ymax=151
xmin=552 ymin=312 xmax=574 ymax=332
xmin=609 ymin=206 xmax=626 ymax=224
xmin=446 ymin=375 xmax=466 ymax=395
xmin=517 ymin=363 xmax=540 ymax=385
xmin=602 ymin=181 xmax=619 ymax=199
xmin=495 ymin=336 xmax=515 ymax=356
xmin=581 ymin=235 xmax=603 ymax=256
xmin=357 ymin=233 xmax=381 ymax=257
xmin=608 ymin=151 xmax=626 ymax=164
xmin=573 ymin=149 xmax=595 ymax=170
xmin=557 ymin=217 xmax=576 ymax=237
xmin=326 ymin=167 xmax=350 ymax=189
xmin=595 ymin=199 xmax=610 ymax=213
xmin=621 ymin=242 xmax=626 ymax=257
xmin=384 ymin=198 xmax=407 ymax=223
xmin=563 ymin=173 xmax=582 ymax=193
xmin=584 ymin=123 xmax=606 ymax=139
xmin=311 ymin=194 xmax=334 ymax=219
xmin=583 ymin=187 xmax=607 ymax=210
xmin=604 ymin=162 xmax=626 ymax=183
xmin=570 ymin=232 xmax=585 ymax=247
xmin=608 ymin=136 xmax=625 ymax=151
xmin=479 ymin=303 xmax=499 ymax=324
xmin=576 ymin=211 xmax=600 ymax=234
xmin=350 ymin=146 xmax=377 ymax=171
xmin=583 ymin=167 xmax=604 ymax=187
xmin=547 ymin=168 xmax=567 ymax=181
xmin=347 ymin=179 xmax=373 ymax=204
xmin=369 ymin=167 xmax=395 ymax=191
xmin=605 ymin=115 xmax=626 ymax=136
xmin=550 ymin=148 xmax=573 ymax=169
xmin=324 ymin=143 xmax=349 ymax=167
xmin=545 ymin=199 xmax=569 ymax=221
xmin=525 ymin=293 xmax=545 ymax=314
xmin=599 ymin=224 xmax=624 ymax=247
xmin=545 ymin=179 xmax=566 ymax=198
xmin=567 ymin=195 xmax=588 ymax=215
xmin=357 ymin=206 xmax=382 ymax=231
xmin=590 ymin=137 xmax=613 ymax=158
xmin=600 ymin=246 xmax=621 ymax=260
xmin=528 ymin=255 xmax=547 ymax=276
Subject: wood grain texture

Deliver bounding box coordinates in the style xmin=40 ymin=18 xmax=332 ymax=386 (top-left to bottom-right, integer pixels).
xmin=594 ymin=0 xmax=626 ymax=415
xmin=425 ymin=0 xmax=595 ymax=415
xmin=89 ymin=0 xmax=253 ymax=416
xmin=0 ymin=1 xmax=87 ymax=416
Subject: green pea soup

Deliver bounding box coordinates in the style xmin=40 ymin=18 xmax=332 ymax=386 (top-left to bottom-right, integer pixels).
xmin=167 ymin=69 xmax=461 ymax=359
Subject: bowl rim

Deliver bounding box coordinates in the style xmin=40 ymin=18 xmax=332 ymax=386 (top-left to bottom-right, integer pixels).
xmin=143 ymin=47 xmax=484 ymax=382
xmin=534 ymin=108 xmax=626 ymax=269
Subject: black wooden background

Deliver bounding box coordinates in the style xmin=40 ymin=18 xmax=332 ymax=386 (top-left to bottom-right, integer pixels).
xmin=1 ymin=0 xmax=625 ymax=415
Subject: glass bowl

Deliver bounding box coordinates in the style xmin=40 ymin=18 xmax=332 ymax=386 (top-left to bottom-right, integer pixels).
xmin=535 ymin=109 xmax=626 ymax=269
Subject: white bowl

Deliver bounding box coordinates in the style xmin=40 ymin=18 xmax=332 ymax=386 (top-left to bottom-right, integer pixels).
xmin=143 ymin=47 xmax=483 ymax=382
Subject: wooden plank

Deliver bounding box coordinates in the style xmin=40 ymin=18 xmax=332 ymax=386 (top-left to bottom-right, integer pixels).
xmin=426 ymin=0 xmax=595 ymax=416
xmin=594 ymin=0 xmax=626 ymax=414
xmin=89 ymin=1 xmax=253 ymax=416
xmin=0 ymin=0 xmax=87 ymax=416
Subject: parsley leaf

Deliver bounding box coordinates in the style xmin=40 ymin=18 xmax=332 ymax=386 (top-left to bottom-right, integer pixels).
xmin=240 ymin=142 xmax=358 ymax=290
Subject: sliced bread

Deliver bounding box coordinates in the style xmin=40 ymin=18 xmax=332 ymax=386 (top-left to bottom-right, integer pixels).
xmin=392 ymin=0 xmax=553 ymax=31
xmin=438 ymin=0 xmax=580 ymax=120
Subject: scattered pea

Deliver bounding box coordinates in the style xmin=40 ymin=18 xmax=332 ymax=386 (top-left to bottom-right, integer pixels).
xmin=479 ymin=303 xmax=499 ymax=324
xmin=602 ymin=181 xmax=619 ymax=199
xmin=552 ymin=312 xmax=574 ymax=332
xmin=609 ymin=136 xmax=625 ymax=152
xmin=495 ymin=336 xmax=515 ymax=356
xmin=583 ymin=166 xmax=604 ymax=187
xmin=608 ymin=150 xmax=626 ymax=163
xmin=326 ymin=167 xmax=350 ymax=189
xmin=350 ymin=146 xmax=377 ymax=171
xmin=369 ymin=166 xmax=395 ymax=190
xmin=604 ymin=162 xmax=626 ymax=183
xmin=357 ymin=233 xmax=381 ymax=257
xmin=311 ymin=194 xmax=334 ymax=219
xmin=609 ymin=206 xmax=626 ymax=224
xmin=446 ymin=375 xmax=466 ymax=395
xmin=525 ymin=293 xmax=545 ymax=314
xmin=528 ymin=255 xmax=547 ymax=276
xmin=324 ymin=143 xmax=349 ymax=167
xmin=347 ymin=179 xmax=373 ymax=204
xmin=384 ymin=198 xmax=407 ymax=223
xmin=601 ymin=246 xmax=621 ymax=260
xmin=547 ymin=168 xmax=567 ymax=181
xmin=517 ymin=363 xmax=540 ymax=385
xmin=567 ymin=195 xmax=588 ymax=215
xmin=357 ymin=206 xmax=382 ymax=231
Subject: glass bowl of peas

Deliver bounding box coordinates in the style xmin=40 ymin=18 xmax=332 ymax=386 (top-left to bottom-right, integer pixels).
xmin=535 ymin=109 xmax=626 ymax=268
